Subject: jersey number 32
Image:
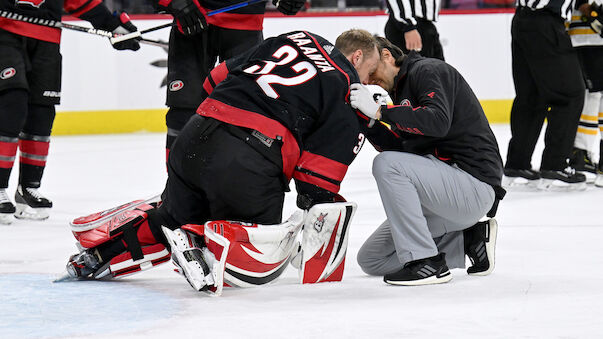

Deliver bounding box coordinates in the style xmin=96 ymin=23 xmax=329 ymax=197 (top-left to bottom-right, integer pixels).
xmin=243 ymin=45 xmax=317 ymax=99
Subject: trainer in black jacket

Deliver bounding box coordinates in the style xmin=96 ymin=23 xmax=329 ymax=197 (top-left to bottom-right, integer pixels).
xmin=352 ymin=37 xmax=504 ymax=286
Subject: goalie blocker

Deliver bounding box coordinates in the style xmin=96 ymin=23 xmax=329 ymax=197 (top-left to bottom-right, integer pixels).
xmin=60 ymin=199 xmax=357 ymax=296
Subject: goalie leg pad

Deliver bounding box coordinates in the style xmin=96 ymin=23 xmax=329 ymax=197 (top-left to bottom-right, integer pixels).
xmin=299 ymin=202 xmax=357 ymax=284
xmin=105 ymin=243 xmax=171 ymax=279
xmin=201 ymin=211 xmax=304 ymax=289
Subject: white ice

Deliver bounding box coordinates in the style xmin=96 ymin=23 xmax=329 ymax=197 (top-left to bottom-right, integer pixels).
xmin=1 ymin=124 xmax=602 ymax=339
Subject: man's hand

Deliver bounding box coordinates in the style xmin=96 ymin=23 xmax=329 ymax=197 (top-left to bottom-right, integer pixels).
xmin=109 ymin=12 xmax=140 ymax=51
xmin=168 ymin=0 xmax=207 ymax=35
xmin=404 ymin=29 xmax=422 ymax=52
xmin=273 ymin=0 xmax=305 ymax=15
xmin=350 ymin=83 xmax=381 ymax=120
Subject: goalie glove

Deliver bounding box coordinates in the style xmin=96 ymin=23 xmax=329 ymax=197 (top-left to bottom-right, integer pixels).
xmin=160 ymin=0 xmax=208 ymax=36
xmin=273 ymin=0 xmax=306 ymax=15
xmin=350 ymin=83 xmax=381 ymax=120
xmin=107 ymin=12 xmax=141 ymax=51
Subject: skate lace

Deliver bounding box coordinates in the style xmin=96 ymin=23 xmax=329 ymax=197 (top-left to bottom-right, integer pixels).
xmin=563 ymin=166 xmax=576 ymax=176
xmin=0 ymin=189 xmax=9 ymax=203
xmin=24 ymin=187 xmax=45 ymax=200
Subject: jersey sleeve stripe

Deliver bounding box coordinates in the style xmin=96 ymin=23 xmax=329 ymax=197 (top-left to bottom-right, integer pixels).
xmin=296 ymin=151 xmax=348 ymax=183
xmin=65 ymin=0 xmax=101 ymax=17
xmin=293 ymin=171 xmax=341 ymax=193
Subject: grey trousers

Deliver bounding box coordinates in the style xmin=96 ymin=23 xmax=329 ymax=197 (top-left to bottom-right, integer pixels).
xmin=357 ymin=152 xmax=495 ymax=276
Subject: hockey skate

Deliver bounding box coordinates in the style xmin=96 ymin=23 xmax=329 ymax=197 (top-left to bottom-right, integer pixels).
xmin=162 ymin=226 xmax=217 ymax=293
xmin=502 ymin=168 xmax=541 ymax=191
xmin=539 ymin=167 xmax=587 ymax=191
xmin=0 ymin=189 xmax=16 ymax=225
xmin=55 ymin=248 xmax=108 ymax=282
xmin=14 ymin=185 xmax=52 ymax=220
xmin=596 ymin=163 xmax=603 ymax=188
xmin=569 ymin=148 xmax=597 ymax=184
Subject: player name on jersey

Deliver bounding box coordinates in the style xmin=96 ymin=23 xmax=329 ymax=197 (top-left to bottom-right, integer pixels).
xmin=286 ymin=32 xmax=336 ymax=73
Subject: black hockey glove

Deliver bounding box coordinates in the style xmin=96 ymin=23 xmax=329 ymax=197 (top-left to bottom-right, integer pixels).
xmin=163 ymin=0 xmax=208 ymax=36
xmin=107 ymin=12 xmax=141 ymax=51
xmin=272 ymin=0 xmax=305 ymax=15
xmin=582 ymin=3 xmax=603 ymax=37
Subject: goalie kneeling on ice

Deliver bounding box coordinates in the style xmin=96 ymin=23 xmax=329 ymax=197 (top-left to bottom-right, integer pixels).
xmin=197 ymin=201 xmax=357 ymax=289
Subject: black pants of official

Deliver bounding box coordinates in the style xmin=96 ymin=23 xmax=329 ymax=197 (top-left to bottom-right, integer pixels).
xmin=506 ymin=8 xmax=585 ymax=171
xmin=164 ymin=26 xmax=263 ymax=151
xmin=158 ymin=115 xmax=285 ymax=229
xmin=385 ymin=17 xmax=444 ymax=61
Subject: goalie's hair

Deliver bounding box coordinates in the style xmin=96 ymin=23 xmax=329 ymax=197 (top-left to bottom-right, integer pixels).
xmin=335 ymin=29 xmax=378 ymax=59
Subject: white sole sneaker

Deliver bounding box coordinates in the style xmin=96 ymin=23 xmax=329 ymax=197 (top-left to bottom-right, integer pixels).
xmin=468 ymin=219 xmax=498 ymax=276
xmin=385 ymin=271 xmax=452 ymax=286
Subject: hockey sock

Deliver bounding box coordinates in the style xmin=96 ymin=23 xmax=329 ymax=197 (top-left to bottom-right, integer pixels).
xmin=0 ymin=89 xmax=28 ymax=188
xmin=18 ymin=105 xmax=55 ymax=187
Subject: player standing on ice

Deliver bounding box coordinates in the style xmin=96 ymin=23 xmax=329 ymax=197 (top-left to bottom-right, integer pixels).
xmin=60 ymin=29 xmax=381 ymax=295
xmin=153 ymin=0 xmax=306 ymax=160
xmin=0 ymin=0 xmax=140 ymax=224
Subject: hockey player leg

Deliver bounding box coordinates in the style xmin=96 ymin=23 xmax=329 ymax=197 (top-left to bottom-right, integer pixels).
xmin=60 ymin=198 xmax=170 ymax=281
xmin=298 ymin=202 xmax=357 ymax=284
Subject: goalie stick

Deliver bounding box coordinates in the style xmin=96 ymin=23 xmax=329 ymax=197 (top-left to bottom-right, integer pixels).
xmin=0 ymin=10 xmax=169 ymax=47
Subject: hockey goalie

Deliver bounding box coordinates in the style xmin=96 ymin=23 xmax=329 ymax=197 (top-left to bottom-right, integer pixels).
xmin=56 ymin=29 xmax=389 ymax=295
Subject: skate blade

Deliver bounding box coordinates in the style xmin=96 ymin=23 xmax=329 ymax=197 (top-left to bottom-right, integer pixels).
xmin=539 ymin=179 xmax=587 ymax=192
xmin=53 ymin=270 xmax=80 ymax=283
xmin=14 ymin=203 xmax=50 ymax=220
xmin=581 ymin=171 xmax=597 ymax=184
xmin=502 ymin=176 xmax=541 ymax=191
xmin=595 ymin=175 xmax=603 ymax=188
xmin=0 ymin=213 xmax=14 ymax=225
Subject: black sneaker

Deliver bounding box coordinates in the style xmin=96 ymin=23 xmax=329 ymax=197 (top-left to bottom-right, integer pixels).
xmin=540 ymin=167 xmax=587 ymax=191
xmin=464 ymin=219 xmax=498 ymax=276
xmin=14 ymin=185 xmax=53 ymax=220
xmin=0 ymin=188 xmax=16 ymax=225
xmin=569 ymin=147 xmax=596 ymax=174
xmin=502 ymin=168 xmax=541 ymax=189
xmin=383 ymin=253 xmax=452 ymax=286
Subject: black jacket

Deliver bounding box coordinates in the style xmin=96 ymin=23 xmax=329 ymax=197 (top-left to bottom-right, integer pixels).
xmin=365 ymin=52 xmax=504 ymax=190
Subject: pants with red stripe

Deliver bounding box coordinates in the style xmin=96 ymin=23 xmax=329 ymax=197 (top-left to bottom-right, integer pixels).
xmin=0 ymin=89 xmax=55 ymax=189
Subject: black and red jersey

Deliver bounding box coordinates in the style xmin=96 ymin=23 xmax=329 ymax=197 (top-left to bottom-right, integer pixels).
xmin=0 ymin=0 xmax=115 ymax=43
xmin=157 ymin=0 xmax=266 ymax=31
xmin=198 ymin=31 xmax=367 ymax=199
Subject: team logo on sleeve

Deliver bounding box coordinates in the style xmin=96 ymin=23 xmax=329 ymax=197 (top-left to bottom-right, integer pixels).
xmin=0 ymin=67 xmax=16 ymax=80
xmin=400 ymin=99 xmax=412 ymax=107
xmin=15 ymin=0 xmax=46 ymax=8
xmin=169 ymin=80 xmax=184 ymax=91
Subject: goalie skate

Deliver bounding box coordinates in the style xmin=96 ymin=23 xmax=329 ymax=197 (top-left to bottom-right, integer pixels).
xmin=162 ymin=226 xmax=216 ymax=292
xmin=14 ymin=185 xmax=52 ymax=220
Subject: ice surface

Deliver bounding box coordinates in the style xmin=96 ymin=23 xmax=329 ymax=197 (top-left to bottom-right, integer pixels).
xmin=1 ymin=125 xmax=602 ymax=339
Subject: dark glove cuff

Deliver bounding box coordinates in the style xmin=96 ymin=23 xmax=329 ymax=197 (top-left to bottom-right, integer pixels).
xmin=80 ymin=5 xmax=118 ymax=31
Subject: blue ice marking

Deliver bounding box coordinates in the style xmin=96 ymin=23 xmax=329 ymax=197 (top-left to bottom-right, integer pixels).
xmin=0 ymin=274 xmax=179 ymax=339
